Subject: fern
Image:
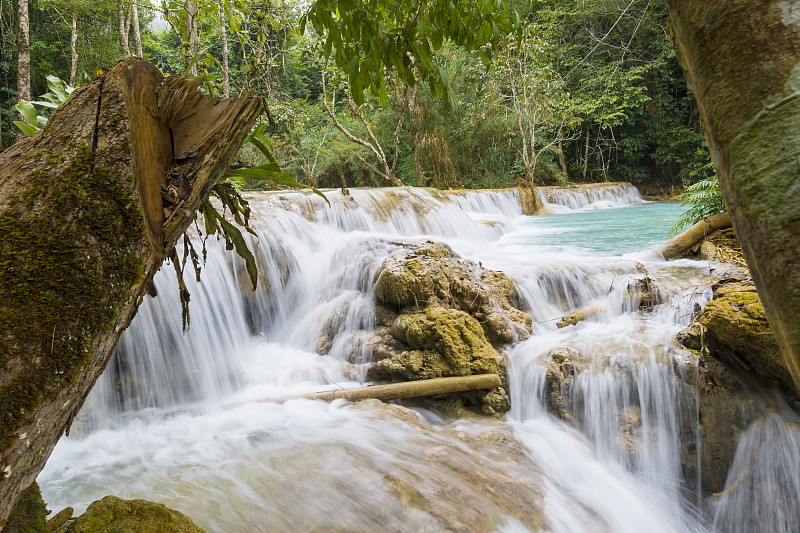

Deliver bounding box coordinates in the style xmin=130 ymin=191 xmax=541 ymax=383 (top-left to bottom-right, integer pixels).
xmin=670 ymin=176 xmax=726 ymax=236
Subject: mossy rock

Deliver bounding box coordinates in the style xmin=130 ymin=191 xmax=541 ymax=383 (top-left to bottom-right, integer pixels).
xmin=698 ymin=281 xmax=794 ymax=401
xmin=54 ymin=496 xmax=205 ymax=533
xmin=374 ymin=241 xmax=531 ymax=345
xmin=369 ymin=306 xmax=501 ymax=381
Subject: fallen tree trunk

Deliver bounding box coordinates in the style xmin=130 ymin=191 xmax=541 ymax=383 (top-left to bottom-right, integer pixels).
xmin=666 ymin=1 xmax=800 ymax=393
xmin=0 ymin=57 xmax=262 ymax=526
xmin=654 ymin=212 xmax=731 ymax=260
xmin=296 ymin=374 xmax=502 ymax=403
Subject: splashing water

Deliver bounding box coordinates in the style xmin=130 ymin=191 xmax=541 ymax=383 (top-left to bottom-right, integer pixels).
xmin=37 ymin=186 xmax=795 ymax=532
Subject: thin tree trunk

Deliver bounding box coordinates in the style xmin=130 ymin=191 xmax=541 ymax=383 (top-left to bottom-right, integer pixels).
xmin=185 ymin=0 xmax=198 ymax=76
xmin=219 ymin=1 xmax=229 ymax=98
xmin=69 ymin=11 xmax=78 ymax=86
xmin=132 ymin=0 xmax=142 ymax=56
xmin=16 ymin=0 xmax=30 ymax=142
xmin=667 ymin=1 xmax=800 ymax=391
xmin=557 ymin=139 xmax=568 ymax=178
xmin=582 ymin=132 xmax=589 ymax=180
xmin=295 ymin=374 xmax=502 ymax=403
xmin=118 ymin=0 xmax=131 ymax=55
xmin=0 ymin=57 xmax=263 ymax=526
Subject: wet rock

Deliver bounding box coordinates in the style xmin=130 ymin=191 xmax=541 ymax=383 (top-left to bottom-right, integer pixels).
xmin=368 ymin=306 xmax=503 ymax=385
xmin=676 ymin=322 xmax=703 ymax=352
xmin=374 ymin=241 xmax=532 ymax=345
xmin=544 ymin=348 xmax=585 ymax=422
xmin=364 ymin=241 xmax=532 ymax=416
xmin=53 ymin=496 xmax=206 ymax=533
xmin=678 ymin=279 xmax=797 ymax=409
xmin=676 ymin=354 xmax=757 ymax=495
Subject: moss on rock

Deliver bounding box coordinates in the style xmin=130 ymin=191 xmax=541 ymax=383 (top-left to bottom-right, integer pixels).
xmin=53 ymin=496 xmax=205 ymax=533
xmin=374 ymin=241 xmax=532 ymax=345
xmin=698 ymin=281 xmax=794 ymax=400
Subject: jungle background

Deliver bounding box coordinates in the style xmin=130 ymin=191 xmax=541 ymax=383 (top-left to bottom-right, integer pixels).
xmin=0 ymin=0 xmax=715 ymax=192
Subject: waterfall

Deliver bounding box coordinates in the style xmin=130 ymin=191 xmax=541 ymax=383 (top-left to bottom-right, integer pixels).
xmin=38 ymin=186 xmax=794 ymax=533
xmin=536 ymin=183 xmax=644 ymax=213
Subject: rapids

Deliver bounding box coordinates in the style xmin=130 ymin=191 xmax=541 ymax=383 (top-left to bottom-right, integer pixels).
xmin=38 ymin=185 xmax=800 ymax=532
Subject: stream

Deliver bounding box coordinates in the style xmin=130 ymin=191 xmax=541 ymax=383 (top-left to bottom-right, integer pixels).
xmin=38 ymin=185 xmax=800 ymax=532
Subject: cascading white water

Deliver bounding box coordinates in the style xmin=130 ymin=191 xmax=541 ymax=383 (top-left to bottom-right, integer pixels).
xmin=537 ymin=183 xmax=644 ymax=213
xmin=37 ymin=186 xmax=796 ymax=532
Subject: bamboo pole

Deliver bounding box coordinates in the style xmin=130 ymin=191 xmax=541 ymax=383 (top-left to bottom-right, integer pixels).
xmin=258 ymin=374 xmax=502 ymax=405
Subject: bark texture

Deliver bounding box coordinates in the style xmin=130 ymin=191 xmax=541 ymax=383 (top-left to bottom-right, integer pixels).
xmin=0 ymin=57 xmax=262 ymax=528
xmin=667 ymin=1 xmax=800 ymax=390
xmin=16 ymin=0 xmax=30 ymax=143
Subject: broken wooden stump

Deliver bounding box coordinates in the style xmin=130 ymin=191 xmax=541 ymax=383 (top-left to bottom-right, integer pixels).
xmin=0 ymin=57 xmax=263 ymax=526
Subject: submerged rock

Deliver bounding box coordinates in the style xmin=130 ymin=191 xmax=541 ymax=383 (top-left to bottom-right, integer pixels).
xmin=52 ymin=496 xmax=206 ymax=533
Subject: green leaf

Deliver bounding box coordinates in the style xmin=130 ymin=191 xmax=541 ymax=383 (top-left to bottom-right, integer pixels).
xmin=218 ymin=216 xmax=258 ymax=291
xmin=15 ymin=101 xmax=37 ymax=126
xmin=13 ymin=121 xmax=39 ymax=136
xmin=30 ymin=100 xmax=59 ymax=109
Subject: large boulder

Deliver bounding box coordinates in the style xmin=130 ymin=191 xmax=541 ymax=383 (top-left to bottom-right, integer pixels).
xmin=366 ymin=241 xmax=531 ymax=416
xmin=369 ymin=306 xmax=503 ymax=381
xmin=675 ymin=353 xmax=757 ymax=495
xmin=679 ymin=278 xmax=797 ymax=410
xmin=674 ymin=276 xmax=796 ymax=494
xmin=374 ymin=241 xmax=532 ymax=345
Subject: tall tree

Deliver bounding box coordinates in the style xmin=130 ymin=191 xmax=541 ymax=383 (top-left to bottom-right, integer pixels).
xmin=321 ymin=69 xmax=405 ymax=186
xmin=117 ymin=0 xmax=131 ymax=54
xmin=219 ymin=0 xmax=229 ymax=97
xmin=69 ymin=10 xmax=78 ymax=84
xmin=132 ymin=0 xmax=142 ymax=56
xmin=666 ymin=1 xmax=800 ymax=389
xmin=490 ymin=28 xmax=577 ymax=185
xmin=16 ymin=0 xmax=31 ymax=142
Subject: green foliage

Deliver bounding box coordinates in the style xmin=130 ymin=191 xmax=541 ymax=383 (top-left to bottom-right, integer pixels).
xmin=14 ymin=75 xmax=74 ymax=135
xmin=301 ymin=0 xmax=518 ymax=105
xmin=197 ymin=124 xmax=330 ymax=294
xmin=671 ymin=176 xmax=726 ymax=235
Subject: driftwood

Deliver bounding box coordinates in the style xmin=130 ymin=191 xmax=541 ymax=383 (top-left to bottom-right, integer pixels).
xmin=654 ymin=212 xmax=731 ymax=260
xmin=0 ymin=58 xmax=262 ymax=525
xmin=296 ymin=374 xmax=502 ymax=403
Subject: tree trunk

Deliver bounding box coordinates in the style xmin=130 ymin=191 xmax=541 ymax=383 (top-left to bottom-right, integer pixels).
xmin=16 ymin=0 xmax=30 ymax=143
xmin=185 ymin=0 xmax=199 ymax=76
xmin=118 ymin=0 xmax=131 ymax=55
xmin=653 ymin=212 xmax=731 ymax=259
xmin=666 ymin=1 xmax=800 ymax=390
xmin=69 ymin=11 xmax=78 ymax=86
xmin=132 ymin=1 xmax=142 ymax=56
xmin=219 ymin=1 xmax=230 ymax=98
xmin=0 ymin=57 xmax=262 ymax=527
